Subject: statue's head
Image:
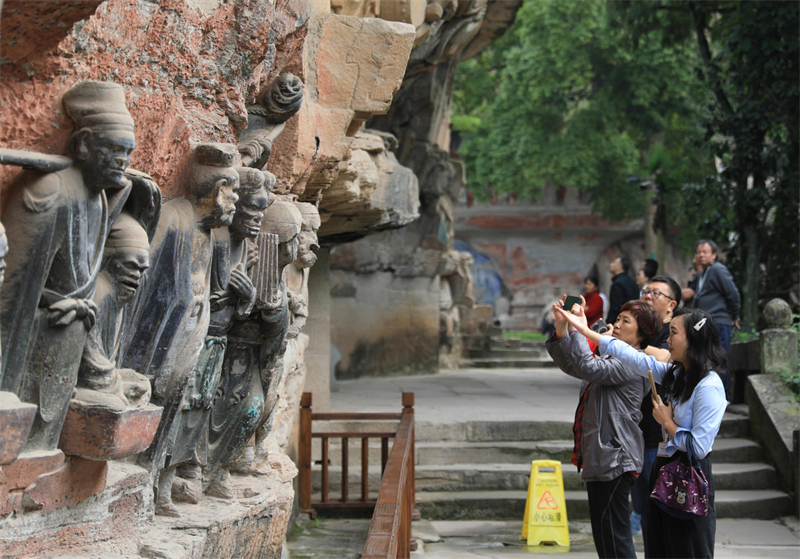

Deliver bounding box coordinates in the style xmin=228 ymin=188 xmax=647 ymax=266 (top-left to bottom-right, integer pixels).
xmin=295 ymin=202 xmax=320 ymax=269
xmin=103 ymin=213 xmax=150 ymax=302
xmin=189 ymin=143 xmax=240 ymax=229
xmin=261 ymin=73 xmax=304 ymax=125
xmin=63 ymin=81 xmax=136 ymax=193
xmin=261 ymin=200 xmax=302 ymax=269
xmin=0 ymin=222 xmax=7 ymax=288
xmin=231 ymin=167 xmax=273 ymax=241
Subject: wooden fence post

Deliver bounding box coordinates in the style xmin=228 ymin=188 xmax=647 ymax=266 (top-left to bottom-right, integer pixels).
xmin=299 ymin=392 xmax=313 ymax=516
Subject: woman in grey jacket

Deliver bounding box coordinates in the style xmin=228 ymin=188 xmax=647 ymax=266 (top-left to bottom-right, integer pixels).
xmin=546 ymin=297 xmax=661 ymax=559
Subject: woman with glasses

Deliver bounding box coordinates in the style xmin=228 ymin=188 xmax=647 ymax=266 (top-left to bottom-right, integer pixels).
xmin=556 ymin=304 xmax=727 ymax=558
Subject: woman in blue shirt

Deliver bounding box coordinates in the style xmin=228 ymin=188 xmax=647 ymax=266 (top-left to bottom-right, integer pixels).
xmin=556 ymin=305 xmax=727 ymax=558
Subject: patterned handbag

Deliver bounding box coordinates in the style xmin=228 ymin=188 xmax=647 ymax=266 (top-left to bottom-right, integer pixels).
xmin=649 ymin=434 xmax=709 ymax=519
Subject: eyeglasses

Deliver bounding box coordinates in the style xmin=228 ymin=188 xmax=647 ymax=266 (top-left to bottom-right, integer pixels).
xmin=640 ymin=289 xmax=674 ymax=301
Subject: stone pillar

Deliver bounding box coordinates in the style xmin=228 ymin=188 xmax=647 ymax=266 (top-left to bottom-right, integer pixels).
xmin=760 ymin=298 xmax=798 ymax=376
xmin=304 ymin=248 xmax=332 ymax=412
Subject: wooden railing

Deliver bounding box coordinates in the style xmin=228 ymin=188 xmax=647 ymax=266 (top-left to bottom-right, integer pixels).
xmin=298 ymin=392 xmax=416 ymax=558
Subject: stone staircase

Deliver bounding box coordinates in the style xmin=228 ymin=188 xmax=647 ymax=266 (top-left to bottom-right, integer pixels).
xmin=461 ymin=337 xmax=556 ymax=369
xmin=412 ymin=404 xmax=794 ymax=521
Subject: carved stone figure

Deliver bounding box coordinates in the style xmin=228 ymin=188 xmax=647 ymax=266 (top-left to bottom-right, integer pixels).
xmin=286 ymin=202 xmax=321 ymax=339
xmin=238 ymin=73 xmax=304 ymax=170
xmin=0 ymin=81 xmax=148 ymax=452
xmin=0 ymin=222 xmax=37 ymax=465
xmin=205 ymin=200 xmax=301 ymax=488
xmin=77 ymin=211 xmax=154 ymax=407
xmin=119 ymin=143 xmax=239 ymax=516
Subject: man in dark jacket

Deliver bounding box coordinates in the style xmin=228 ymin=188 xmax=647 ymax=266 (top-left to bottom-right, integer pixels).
xmin=607 ymin=255 xmax=639 ymax=324
xmin=684 ymin=240 xmax=741 ymax=353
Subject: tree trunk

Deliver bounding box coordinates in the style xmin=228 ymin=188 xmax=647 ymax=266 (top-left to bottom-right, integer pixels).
xmin=742 ymin=224 xmax=759 ymax=331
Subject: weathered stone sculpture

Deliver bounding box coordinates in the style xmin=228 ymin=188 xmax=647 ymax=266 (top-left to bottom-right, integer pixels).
xmin=286 ymin=202 xmax=321 ymax=339
xmin=0 ymin=80 xmax=147 ymax=452
xmin=238 ymin=73 xmax=304 ymax=170
xmin=0 ymin=222 xmax=37 ymax=465
xmin=119 ymin=143 xmax=239 ymax=516
xmin=205 ymin=200 xmax=301 ymax=486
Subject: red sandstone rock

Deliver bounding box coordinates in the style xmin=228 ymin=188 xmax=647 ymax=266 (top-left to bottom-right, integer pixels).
xmin=24 ymin=457 xmax=107 ymax=515
xmin=0 ymin=391 xmax=37 ymax=465
xmin=58 ymin=400 xmax=162 ymax=461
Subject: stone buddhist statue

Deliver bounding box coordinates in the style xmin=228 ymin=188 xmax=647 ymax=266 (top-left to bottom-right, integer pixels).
xmin=77 ymin=211 xmax=154 ymax=408
xmin=285 ymin=202 xmax=321 ymax=339
xmin=0 ymin=80 xmax=155 ymax=452
xmin=119 ymin=143 xmax=239 ymax=516
xmin=204 ymin=200 xmax=301 ymax=486
xmin=238 ymin=73 xmax=304 ymax=170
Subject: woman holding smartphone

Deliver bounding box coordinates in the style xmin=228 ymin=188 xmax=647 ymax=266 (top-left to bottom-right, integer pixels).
xmin=547 ymin=296 xmax=660 ymax=558
xmin=556 ymin=304 xmax=727 ymax=558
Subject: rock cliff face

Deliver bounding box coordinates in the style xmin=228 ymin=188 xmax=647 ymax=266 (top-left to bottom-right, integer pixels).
xmin=0 ymin=0 xmax=419 ymax=556
xmin=329 ymin=0 xmax=521 ymax=377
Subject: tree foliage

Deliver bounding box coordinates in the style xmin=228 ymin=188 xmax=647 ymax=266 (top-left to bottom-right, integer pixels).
xmin=454 ymin=0 xmax=712 ymax=220
xmin=454 ymin=0 xmax=800 ymax=322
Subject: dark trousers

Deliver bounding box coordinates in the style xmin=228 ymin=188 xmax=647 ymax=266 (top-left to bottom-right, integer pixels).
xmin=585 ymin=473 xmax=637 ymax=558
xmin=717 ymin=323 xmax=732 ymax=398
xmin=646 ymin=453 xmax=716 ymax=558
xmin=631 ymin=447 xmax=658 ymax=547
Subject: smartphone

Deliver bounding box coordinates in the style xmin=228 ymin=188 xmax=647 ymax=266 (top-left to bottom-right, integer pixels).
xmin=591 ymin=318 xmax=610 ymax=334
xmin=648 ymin=369 xmax=658 ymax=397
xmin=563 ymin=295 xmax=582 ymax=313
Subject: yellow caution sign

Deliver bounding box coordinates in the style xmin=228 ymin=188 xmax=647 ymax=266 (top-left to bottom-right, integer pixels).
xmin=521 ymin=460 xmax=569 ymax=550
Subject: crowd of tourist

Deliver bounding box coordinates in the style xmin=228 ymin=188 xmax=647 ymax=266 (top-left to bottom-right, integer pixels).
xmin=544 ymin=239 xmax=741 ymax=559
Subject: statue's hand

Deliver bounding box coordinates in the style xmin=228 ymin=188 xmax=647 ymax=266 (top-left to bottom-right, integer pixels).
xmin=47 ymin=298 xmax=97 ymax=329
xmin=229 ymin=268 xmax=255 ymax=302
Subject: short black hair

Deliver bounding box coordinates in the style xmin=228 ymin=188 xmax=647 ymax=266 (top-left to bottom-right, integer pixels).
xmin=619 ymin=255 xmax=630 ymax=273
xmin=695 ymin=239 xmax=719 ymax=254
xmin=584 ymin=274 xmax=599 ymax=287
xmin=642 ymin=258 xmax=658 ymax=279
xmin=647 ymin=275 xmax=681 ymax=304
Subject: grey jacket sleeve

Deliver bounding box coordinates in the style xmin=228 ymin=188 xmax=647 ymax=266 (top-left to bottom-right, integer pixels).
xmin=710 ymin=263 xmax=740 ymax=319
xmin=546 ymin=334 xmax=578 ymax=378
xmin=550 ymin=332 xmax=640 ymax=386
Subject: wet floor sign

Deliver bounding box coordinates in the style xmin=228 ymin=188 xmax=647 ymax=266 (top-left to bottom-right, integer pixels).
xmin=521 ymin=460 xmax=569 ymax=550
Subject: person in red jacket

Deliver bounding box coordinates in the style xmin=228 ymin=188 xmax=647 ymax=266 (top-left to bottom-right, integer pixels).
xmin=583 ymin=275 xmax=604 ymax=326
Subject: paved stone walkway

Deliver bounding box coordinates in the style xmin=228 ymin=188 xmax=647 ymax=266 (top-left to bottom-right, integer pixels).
xmin=287 ymin=366 xmax=800 ymax=558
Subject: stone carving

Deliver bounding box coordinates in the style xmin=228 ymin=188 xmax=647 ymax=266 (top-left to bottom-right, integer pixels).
xmin=119 ymin=143 xmax=239 ymax=516
xmin=0 ymin=222 xmax=38 ymax=465
xmin=181 ymin=166 xmax=271 ymax=498
xmin=286 ymin=202 xmax=321 ymax=339
xmin=0 ymin=80 xmax=156 ymax=452
xmin=205 ymin=200 xmax=301 ymax=489
xmin=238 ymin=74 xmax=304 ymax=170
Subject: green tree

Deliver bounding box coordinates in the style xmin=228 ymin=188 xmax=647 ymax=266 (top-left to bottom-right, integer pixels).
xmin=618 ymin=0 xmax=800 ymax=328
xmin=454 ymin=0 xmax=712 ymax=221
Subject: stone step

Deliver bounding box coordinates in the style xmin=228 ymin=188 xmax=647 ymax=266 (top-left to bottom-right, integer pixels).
xmin=719 ymin=411 xmax=750 ymax=439
xmin=415 ymin=488 xmax=794 ymax=521
xmin=460 ymin=357 xmax=557 ymax=369
xmin=416 ymin=440 xmax=573 ymax=466
xmin=490 ymin=338 xmax=546 ymax=351
xmin=468 ymin=348 xmax=546 ymax=359
xmin=413 ymin=437 xmax=762 ymax=467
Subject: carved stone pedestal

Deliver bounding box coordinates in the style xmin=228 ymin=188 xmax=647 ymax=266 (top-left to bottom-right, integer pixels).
xmin=0 ymin=460 xmax=153 ymax=558
xmin=58 ymin=398 xmax=162 ymax=460
xmin=0 ymin=391 xmax=36 ymax=464
xmin=0 ymin=450 xmax=107 ymax=517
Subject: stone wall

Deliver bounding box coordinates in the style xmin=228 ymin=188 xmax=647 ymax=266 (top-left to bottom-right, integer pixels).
xmin=455 ymin=186 xmax=694 ymax=330
xmin=328 ymin=0 xmax=522 ymax=377
xmin=0 ymin=0 xmax=420 ymax=556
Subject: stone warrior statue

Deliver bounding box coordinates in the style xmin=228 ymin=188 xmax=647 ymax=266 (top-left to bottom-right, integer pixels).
xmin=205 ymin=200 xmax=302 ymax=485
xmin=119 ymin=143 xmax=239 ymax=516
xmin=0 ymin=81 xmax=157 ymax=451
xmin=238 ymin=73 xmax=304 ymax=170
